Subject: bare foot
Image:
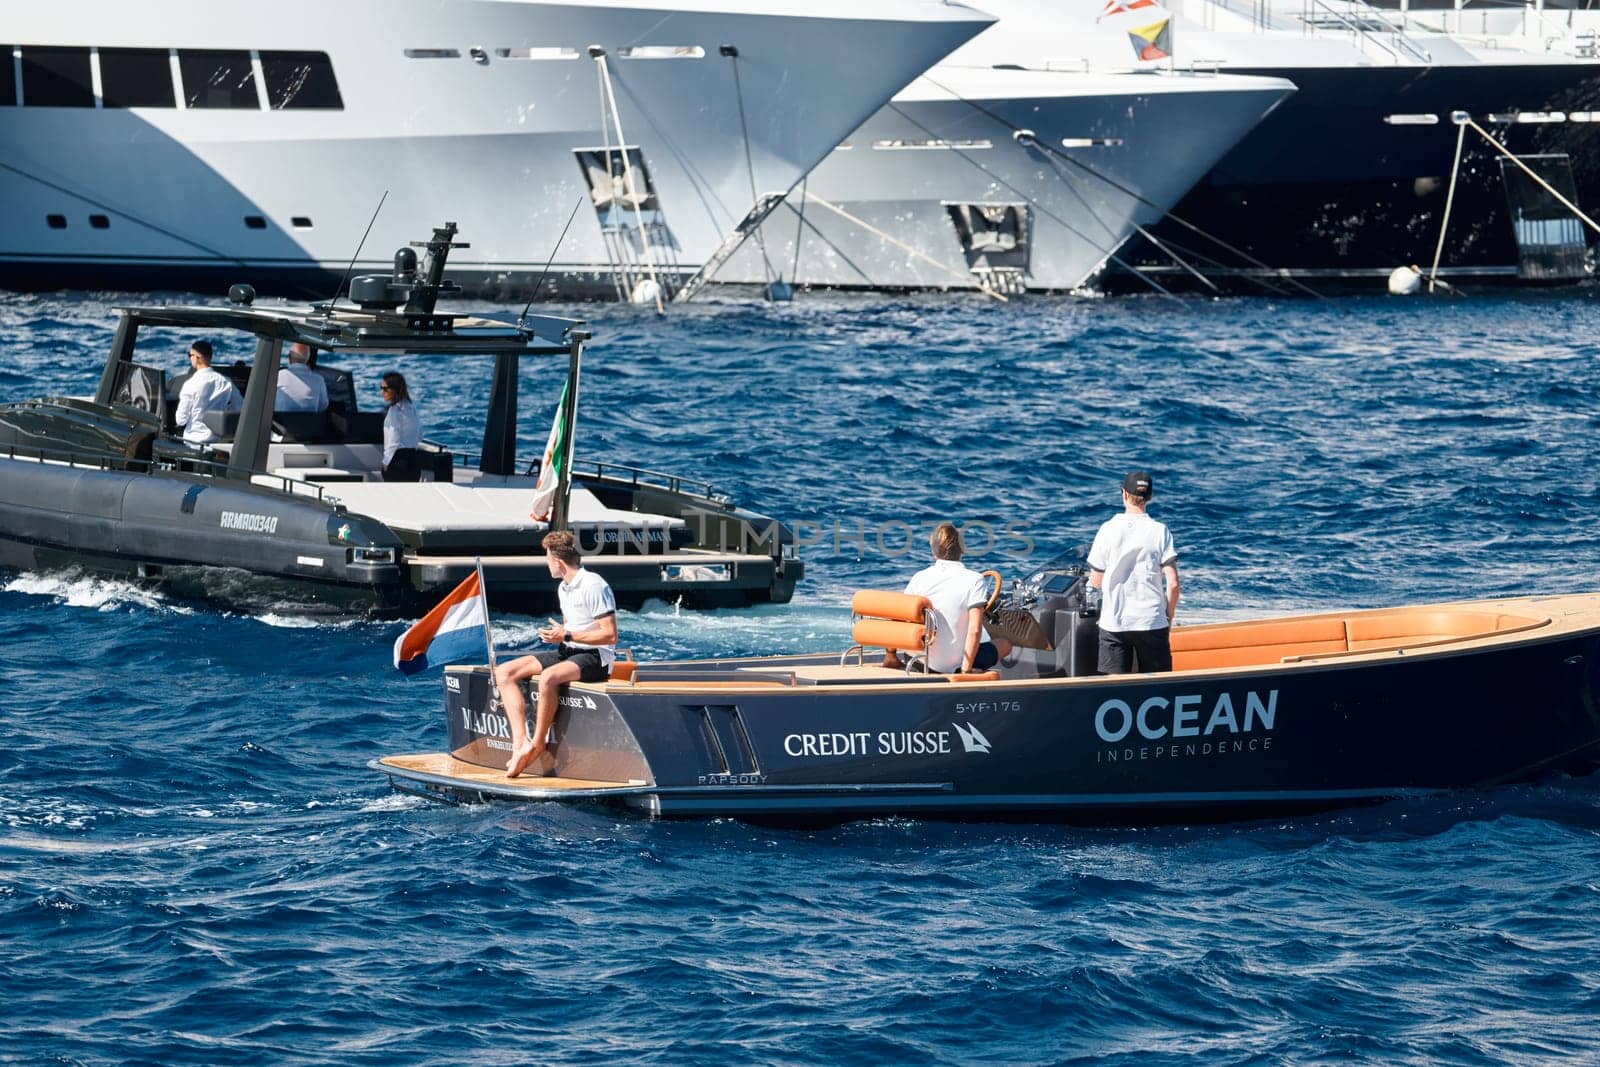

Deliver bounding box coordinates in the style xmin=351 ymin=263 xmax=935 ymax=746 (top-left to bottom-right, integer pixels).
xmin=506 ymin=741 xmax=542 ymax=779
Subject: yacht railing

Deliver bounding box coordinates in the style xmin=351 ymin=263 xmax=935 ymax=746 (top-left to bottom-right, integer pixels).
xmin=1393 ymin=0 xmax=1593 ymax=57
xmin=0 ymin=440 xmax=328 ymax=500
xmin=455 ymin=450 xmax=726 ymax=504
xmin=1180 ymin=0 xmax=1433 ymax=62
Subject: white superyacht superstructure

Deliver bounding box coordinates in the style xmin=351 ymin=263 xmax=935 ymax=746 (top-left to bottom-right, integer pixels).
xmin=0 ymin=0 xmax=993 ymax=298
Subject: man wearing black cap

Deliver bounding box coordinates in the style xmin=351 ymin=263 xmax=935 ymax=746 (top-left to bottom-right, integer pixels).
xmin=1087 ymin=471 xmax=1180 ymax=674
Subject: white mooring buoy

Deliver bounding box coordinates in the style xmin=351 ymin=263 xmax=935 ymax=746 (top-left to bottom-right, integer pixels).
xmin=1387 ymin=265 xmax=1423 ymax=296
xmin=630 ymin=278 xmax=663 ymax=306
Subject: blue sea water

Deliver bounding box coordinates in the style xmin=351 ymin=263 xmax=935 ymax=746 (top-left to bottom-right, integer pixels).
xmin=3 ymin=288 xmax=1600 ymax=1064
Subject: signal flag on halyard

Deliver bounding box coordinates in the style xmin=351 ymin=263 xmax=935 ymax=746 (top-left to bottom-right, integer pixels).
xmin=1128 ymin=18 xmax=1173 ymax=61
xmin=393 ymin=571 xmax=489 ymax=676
xmin=1099 ymin=0 xmax=1157 ymax=20
xmin=529 ymin=376 xmax=571 ymax=522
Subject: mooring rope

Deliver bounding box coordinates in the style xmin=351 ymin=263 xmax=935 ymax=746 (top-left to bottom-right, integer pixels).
xmin=1466 ymin=116 xmax=1600 ymax=237
xmin=798 ymin=190 xmax=1008 ymax=301
xmin=724 ymin=46 xmax=780 ymax=292
xmin=593 ymin=50 xmax=666 ymax=313
xmin=1427 ymin=119 xmax=1468 ymax=294
xmin=914 ymin=72 xmax=1328 ymax=299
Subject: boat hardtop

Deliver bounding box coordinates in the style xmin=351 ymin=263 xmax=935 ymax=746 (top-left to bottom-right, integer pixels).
xmin=0 ymin=223 xmax=801 ymax=614
xmin=373 ymin=556 xmax=1600 ymax=821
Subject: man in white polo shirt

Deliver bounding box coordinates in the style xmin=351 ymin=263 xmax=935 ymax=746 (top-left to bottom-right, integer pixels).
xmin=1088 ymin=471 xmax=1181 ymax=674
xmin=886 ymin=522 xmax=1012 ymax=675
xmin=495 ymin=529 xmax=618 ymax=778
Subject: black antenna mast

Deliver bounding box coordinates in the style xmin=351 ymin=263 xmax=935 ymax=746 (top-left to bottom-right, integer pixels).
xmin=519 ymin=197 xmax=585 ymax=326
xmin=323 ymin=190 xmax=388 ymax=317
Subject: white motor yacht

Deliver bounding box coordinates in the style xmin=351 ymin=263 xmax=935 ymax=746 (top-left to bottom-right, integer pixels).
xmin=714 ymin=61 xmax=1295 ymax=294
xmin=961 ymin=0 xmax=1600 ymax=290
xmin=0 ymin=0 xmax=993 ymax=299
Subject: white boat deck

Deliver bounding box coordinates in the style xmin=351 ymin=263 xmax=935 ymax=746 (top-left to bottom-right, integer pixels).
xmin=253 ymin=475 xmax=683 ymax=536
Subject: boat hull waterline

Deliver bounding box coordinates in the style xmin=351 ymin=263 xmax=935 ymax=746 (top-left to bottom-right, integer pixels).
xmin=374 ymin=592 xmax=1600 ymax=820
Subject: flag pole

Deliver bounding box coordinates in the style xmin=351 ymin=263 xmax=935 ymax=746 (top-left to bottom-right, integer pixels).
xmin=474 ymin=555 xmax=499 ymax=676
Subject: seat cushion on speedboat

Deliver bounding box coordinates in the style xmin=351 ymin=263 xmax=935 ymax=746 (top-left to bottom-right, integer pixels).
xmin=1170 ymin=617 xmax=1348 ymax=670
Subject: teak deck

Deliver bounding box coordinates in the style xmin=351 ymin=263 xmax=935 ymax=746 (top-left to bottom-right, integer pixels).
xmin=376 ymin=753 xmax=644 ymax=796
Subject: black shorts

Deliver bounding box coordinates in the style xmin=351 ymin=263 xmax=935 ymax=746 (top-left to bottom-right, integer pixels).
xmin=1098 ymin=627 xmax=1172 ymax=675
xmin=533 ymin=644 xmax=610 ymax=683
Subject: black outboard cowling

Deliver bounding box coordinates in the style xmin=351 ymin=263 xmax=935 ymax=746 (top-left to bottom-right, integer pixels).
xmin=995 ymin=553 xmax=1101 ymax=678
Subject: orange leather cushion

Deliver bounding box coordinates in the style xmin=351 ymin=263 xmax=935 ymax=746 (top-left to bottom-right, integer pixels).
xmin=852 ymin=589 xmax=932 ymax=625
xmin=853 ymin=617 xmax=928 ymax=653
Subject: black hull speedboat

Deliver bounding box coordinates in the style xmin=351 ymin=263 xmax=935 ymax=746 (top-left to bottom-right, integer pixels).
xmin=0 ymin=224 xmax=801 ymax=616
xmin=374 ymin=566 xmax=1600 ymax=822
xmin=1107 ymin=62 xmax=1600 ymax=292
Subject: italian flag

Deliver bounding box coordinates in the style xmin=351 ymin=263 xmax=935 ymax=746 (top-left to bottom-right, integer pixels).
xmin=529 ymin=376 xmax=572 ymax=522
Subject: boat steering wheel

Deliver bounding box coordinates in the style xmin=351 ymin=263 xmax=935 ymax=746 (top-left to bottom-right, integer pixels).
xmin=981 ymin=569 xmax=1004 ymax=615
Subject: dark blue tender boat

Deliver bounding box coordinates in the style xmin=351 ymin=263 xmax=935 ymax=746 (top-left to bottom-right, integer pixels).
xmin=373 ymin=561 xmax=1600 ymax=822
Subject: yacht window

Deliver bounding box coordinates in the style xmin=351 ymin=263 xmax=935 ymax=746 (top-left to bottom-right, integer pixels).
xmin=616 ymin=46 xmax=704 ymax=59
xmin=89 ymin=214 xmax=109 ymax=229
xmin=20 ymin=47 xmax=94 ymax=107
xmin=495 ymin=47 xmax=578 ymax=60
xmin=47 ymin=214 xmax=66 ymax=229
xmin=100 ymin=47 xmax=175 ymax=107
xmin=291 ymin=216 xmax=313 ymax=228
xmin=261 ymin=50 xmax=342 ymax=109
xmin=178 ymin=49 xmax=258 ymax=109
xmin=404 ymin=49 xmax=460 ymax=59
xmin=244 ymin=215 xmax=267 ymax=229
xmin=2 ymin=48 xmax=16 ymax=107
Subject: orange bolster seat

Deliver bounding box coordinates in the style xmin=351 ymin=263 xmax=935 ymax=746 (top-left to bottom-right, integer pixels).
xmin=851 ymin=589 xmax=932 ymax=625
xmin=608 ymin=660 xmax=639 ymax=682
xmin=853 ymin=617 xmax=928 ymax=654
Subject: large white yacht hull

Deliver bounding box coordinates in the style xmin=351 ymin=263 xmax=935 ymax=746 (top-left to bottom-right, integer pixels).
xmin=0 ymin=0 xmax=991 ymax=297
xmin=714 ymin=67 xmax=1294 ymax=293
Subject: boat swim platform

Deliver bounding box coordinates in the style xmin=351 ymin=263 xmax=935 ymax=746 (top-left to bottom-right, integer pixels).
xmin=372 ymin=752 xmax=653 ymax=803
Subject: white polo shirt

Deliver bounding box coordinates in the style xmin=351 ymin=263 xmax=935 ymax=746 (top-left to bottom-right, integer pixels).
xmin=904 ymin=559 xmax=991 ymax=674
xmin=1087 ymin=512 xmax=1178 ymax=633
xmin=559 ymin=567 xmax=617 ymax=666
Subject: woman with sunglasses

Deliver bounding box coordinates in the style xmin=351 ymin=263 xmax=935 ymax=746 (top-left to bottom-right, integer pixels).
xmin=379 ymin=371 xmax=422 ymax=482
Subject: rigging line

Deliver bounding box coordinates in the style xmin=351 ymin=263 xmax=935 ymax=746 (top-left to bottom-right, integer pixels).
xmin=797 ymin=190 xmax=1008 ymax=301
xmin=1466 ymin=116 xmax=1600 ymax=237
xmin=916 ymin=72 xmax=1328 ymax=299
xmin=881 ymin=99 xmax=1179 ymax=299
xmin=1428 ymin=119 xmax=1468 ymax=294
xmin=595 ymin=51 xmax=666 ymax=313
xmin=0 ymin=159 xmax=247 ymax=266
xmin=723 ymin=46 xmax=778 ymax=286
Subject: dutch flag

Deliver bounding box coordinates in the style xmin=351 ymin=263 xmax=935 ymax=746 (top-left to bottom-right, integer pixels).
xmin=393 ymin=570 xmax=492 ymax=676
